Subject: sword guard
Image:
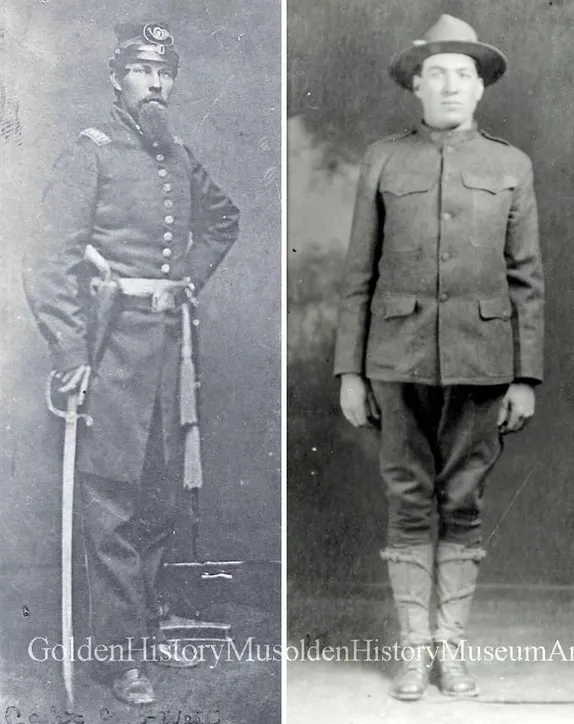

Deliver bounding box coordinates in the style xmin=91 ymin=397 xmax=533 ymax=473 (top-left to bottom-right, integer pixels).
xmin=45 ymin=371 xmax=94 ymax=426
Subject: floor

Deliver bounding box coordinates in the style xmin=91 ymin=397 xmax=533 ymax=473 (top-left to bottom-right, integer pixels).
xmin=287 ymin=586 xmax=574 ymax=723
xmin=0 ymin=566 xmax=281 ymax=724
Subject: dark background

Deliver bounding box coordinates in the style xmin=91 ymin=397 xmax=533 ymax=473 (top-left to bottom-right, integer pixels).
xmin=288 ymin=0 xmax=574 ymax=593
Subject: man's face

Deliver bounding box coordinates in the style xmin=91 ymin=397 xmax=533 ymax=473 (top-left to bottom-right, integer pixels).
xmin=413 ymin=53 xmax=484 ymax=130
xmin=111 ymin=60 xmax=176 ymax=120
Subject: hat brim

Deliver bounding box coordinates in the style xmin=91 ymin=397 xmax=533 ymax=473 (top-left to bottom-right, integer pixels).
xmin=389 ymin=41 xmax=507 ymax=90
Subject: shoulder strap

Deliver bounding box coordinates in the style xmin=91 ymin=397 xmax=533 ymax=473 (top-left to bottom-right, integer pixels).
xmin=479 ymin=129 xmax=511 ymax=147
xmin=79 ymin=127 xmax=112 ymax=146
xmin=381 ymin=128 xmax=416 ymax=143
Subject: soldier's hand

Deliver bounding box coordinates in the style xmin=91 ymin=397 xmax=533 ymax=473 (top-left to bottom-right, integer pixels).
xmin=340 ymin=374 xmax=380 ymax=428
xmin=55 ymin=364 xmax=91 ymax=400
xmin=497 ymin=382 xmax=535 ymax=434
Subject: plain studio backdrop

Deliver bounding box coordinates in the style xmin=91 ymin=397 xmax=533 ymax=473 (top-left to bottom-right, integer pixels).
xmin=288 ymin=0 xmax=574 ymax=594
xmin=0 ymin=0 xmax=280 ymax=713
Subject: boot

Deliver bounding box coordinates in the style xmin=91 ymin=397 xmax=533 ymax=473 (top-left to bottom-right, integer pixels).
xmin=381 ymin=545 xmax=434 ymax=701
xmin=433 ymin=543 xmax=485 ymax=697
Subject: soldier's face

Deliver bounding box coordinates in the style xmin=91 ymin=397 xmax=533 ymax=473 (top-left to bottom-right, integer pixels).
xmin=111 ymin=61 xmax=175 ymax=119
xmin=413 ymin=53 xmax=484 ymax=130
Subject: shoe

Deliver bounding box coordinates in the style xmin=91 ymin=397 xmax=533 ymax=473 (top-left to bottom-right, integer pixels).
xmin=150 ymin=631 xmax=201 ymax=669
xmin=435 ymin=642 xmax=478 ymax=697
xmin=389 ymin=645 xmax=432 ymax=701
xmin=111 ymin=668 xmax=156 ymax=706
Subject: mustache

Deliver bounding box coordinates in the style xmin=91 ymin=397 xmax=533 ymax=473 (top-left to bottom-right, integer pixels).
xmin=140 ymin=96 xmax=168 ymax=108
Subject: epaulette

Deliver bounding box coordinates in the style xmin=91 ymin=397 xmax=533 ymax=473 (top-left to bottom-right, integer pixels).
xmin=79 ymin=127 xmax=112 ymax=146
xmin=381 ymin=128 xmax=416 ymax=143
xmin=479 ymin=129 xmax=511 ymax=146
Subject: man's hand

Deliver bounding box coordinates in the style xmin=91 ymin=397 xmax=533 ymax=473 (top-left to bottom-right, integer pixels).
xmin=54 ymin=364 xmax=91 ymax=401
xmin=497 ymin=382 xmax=536 ymax=434
xmin=340 ymin=373 xmax=380 ymax=428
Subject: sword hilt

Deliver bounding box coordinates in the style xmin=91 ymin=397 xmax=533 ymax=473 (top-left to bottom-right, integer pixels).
xmin=45 ymin=370 xmax=94 ymax=426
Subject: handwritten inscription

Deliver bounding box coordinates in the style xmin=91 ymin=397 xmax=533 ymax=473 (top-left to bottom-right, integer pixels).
xmin=5 ymin=706 xmax=222 ymax=724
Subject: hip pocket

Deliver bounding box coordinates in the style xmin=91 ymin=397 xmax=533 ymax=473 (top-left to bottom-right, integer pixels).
xmin=476 ymin=297 xmax=514 ymax=376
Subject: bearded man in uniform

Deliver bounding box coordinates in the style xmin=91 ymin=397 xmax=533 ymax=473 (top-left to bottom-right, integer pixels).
xmin=24 ymin=20 xmax=239 ymax=706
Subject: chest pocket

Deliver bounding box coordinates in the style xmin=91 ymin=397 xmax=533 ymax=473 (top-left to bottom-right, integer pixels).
xmin=461 ymin=171 xmax=518 ymax=248
xmin=379 ymin=173 xmax=436 ymax=252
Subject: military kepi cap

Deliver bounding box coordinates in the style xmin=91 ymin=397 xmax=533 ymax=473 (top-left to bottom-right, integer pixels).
xmin=389 ymin=14 xmax=506 ymax=90
xmin=110 ymin=20 xmax=179 ymax=72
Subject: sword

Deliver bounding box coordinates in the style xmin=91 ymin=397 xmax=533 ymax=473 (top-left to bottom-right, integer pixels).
xmin=46 ymin=369 xmax=93 ymax=708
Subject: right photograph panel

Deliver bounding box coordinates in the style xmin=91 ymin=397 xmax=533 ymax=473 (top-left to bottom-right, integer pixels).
xmin=287 ymin=0 xmax=572 ymax=718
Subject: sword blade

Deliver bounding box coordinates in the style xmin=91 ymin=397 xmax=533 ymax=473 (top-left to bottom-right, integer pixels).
xmin=62 ymin=394 xmax=78 ymax=708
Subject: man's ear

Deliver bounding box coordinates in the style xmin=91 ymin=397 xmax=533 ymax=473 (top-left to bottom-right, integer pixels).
xmin=475 ymin=76 xmax=485 ymax=103
xmin=412 ymin=74 xmax=422 ymax=99
xmin=110 ymin=69 xmax=122 ymax=93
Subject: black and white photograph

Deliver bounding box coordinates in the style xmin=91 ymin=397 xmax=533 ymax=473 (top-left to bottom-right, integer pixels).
xmin=0 ymin=1 xmax=280 ymax=721
xmin=288 ymin=1 xmax=574 ymax=721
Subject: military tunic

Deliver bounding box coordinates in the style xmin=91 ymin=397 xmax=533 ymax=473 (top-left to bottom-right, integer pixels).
xmin=25 ymin=104 xmax=240 ymax=482
xmin=334 ymin=123 xmax=544 ymax=386
xmin=334 ymin=123 xmax=544 ymax=548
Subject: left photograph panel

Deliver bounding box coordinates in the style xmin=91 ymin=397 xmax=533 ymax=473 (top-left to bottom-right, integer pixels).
xmin=0 ymin=1 xmax=280 ymax=720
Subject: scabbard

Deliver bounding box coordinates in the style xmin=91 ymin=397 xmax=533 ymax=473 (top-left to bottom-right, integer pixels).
xmin=180 ymin=301 xmax=203 ymax=489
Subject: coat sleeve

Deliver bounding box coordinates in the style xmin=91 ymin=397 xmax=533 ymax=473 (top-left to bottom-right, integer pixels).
xmin=505 ymin=159 xmax=544 ymax=383
xmin=333 ymin=144 xmax=386 ymax=376
xmin=23 ymin=139 xmax=99 ymax=372
xmin=184 ymin=149 xmax=240 ymax=292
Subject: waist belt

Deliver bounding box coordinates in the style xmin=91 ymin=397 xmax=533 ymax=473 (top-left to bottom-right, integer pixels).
xmin=118 ymin=277 xmax=196 ymax=313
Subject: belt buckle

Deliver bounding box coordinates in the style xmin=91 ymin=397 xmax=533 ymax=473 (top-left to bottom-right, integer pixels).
xmin=151 ymin=289 xmax=176 ymax=313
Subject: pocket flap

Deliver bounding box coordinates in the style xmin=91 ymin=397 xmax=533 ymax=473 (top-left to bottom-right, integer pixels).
xmin=479 ymin=297 xmax=512 ymax=320
xmin=462 ymin=171 xmax=518 ymax=194
xmin=380 ymin=175 xmax=434 ymax=196
xmin=383 ymin=295 xmax=417 ymax=319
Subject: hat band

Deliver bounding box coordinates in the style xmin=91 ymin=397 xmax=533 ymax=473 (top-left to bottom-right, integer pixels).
xmin=113 ymin=44 xmax=179 ymax=68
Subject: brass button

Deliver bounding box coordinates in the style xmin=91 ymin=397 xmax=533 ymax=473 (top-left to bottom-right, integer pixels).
xmin=165 ymin=215 xmax=174 ymax=225
xmin=441 ymin=252 xmax=450 ymax=262
xmin=162 ymin=248 xmax=172 ymax=258
xmin=152 ymin=142 xmax=159 ymax=148
xmin=162 ymin=183 xmax=172 ymax=193
xmin=163 ymin=231 xmax=173 ymax=242
xmin=192 ymin=319 xmax=200 ymax=327
xmin=164 ymin=199 xmax=173 ymax=209
xmin=156 ymin=153 xmax=165 ymax=162
xmin=158 ymin=169 xmax=167 ymax=178
xmin=439 ymin=292 xmax=448 ymax=303
xmin=441 ymin=212 xmax=452 ymax=221
xmin=161 ymin=264 xmax=170 ymax=274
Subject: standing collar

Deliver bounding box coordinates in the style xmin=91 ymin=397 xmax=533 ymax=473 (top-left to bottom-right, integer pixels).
xmin=416 ymin=120 xmax=479 ymax=146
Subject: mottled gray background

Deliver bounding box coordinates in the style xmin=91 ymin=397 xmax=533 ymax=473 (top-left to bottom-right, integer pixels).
xmin=288 ymin=0 xmax=574 ymax=593
xmin=0 ymin=0 xmax=280 ymax=564
xmin=0 ymin=0 xmax=280 ymax=716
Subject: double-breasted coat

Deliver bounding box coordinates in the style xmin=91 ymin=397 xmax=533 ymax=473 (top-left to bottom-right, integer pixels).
xmin=25 ymin=104 xmax=239 ymax=482
xmin=334 ymin=123 xmax=544 ymax=386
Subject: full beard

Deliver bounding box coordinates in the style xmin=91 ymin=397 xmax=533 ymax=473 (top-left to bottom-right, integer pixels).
xmin=137 ymin=100 xmax=173 ymax=150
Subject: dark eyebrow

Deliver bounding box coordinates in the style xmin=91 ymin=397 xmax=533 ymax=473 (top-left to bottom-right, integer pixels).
xmin=426 ymin=64 xmax=474 ymax=72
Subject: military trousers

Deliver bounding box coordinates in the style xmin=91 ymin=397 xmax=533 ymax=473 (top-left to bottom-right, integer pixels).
xmin=78 ymin=396 xmax=182 ymax=680
xmin=370 ymin=382 xmax=507 ymax=548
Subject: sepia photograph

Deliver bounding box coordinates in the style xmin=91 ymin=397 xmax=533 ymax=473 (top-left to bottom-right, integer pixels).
xmin=0 ymin=1 xmax=280 ymax=721
xmin=288 ymin=1 xmax=574 ymax=721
